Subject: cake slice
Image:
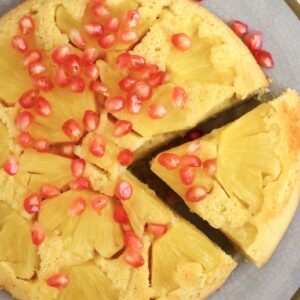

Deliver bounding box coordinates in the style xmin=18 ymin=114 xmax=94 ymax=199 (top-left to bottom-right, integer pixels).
xmin=100 ymin=0 xmax=268 ymax=137
xmin=152 ymin=90 xmax=300 ymax=267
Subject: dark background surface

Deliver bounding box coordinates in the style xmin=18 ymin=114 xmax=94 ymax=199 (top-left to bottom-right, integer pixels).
xmin=0 ymin=0 xmax=300 ymax=299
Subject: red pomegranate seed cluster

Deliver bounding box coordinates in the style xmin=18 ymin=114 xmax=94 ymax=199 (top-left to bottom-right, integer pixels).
xmin=230 ymin=20 xmax=275 ymax=68
xmin=157 ymin=146 xmax=217 ymax=202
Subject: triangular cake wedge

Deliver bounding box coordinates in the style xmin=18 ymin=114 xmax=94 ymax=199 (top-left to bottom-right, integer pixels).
xmin=152 ymin=90 xmax=300 ymax=267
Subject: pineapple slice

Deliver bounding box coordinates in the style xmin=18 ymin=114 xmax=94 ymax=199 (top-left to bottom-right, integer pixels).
xmin=0 ymin=121 xmax=10 ymax=166
xmin=0 ymin=38 xmax=32 ymax=105
xmin=29 ymin=88 xmax=96 ymax=144
xmin=152 ymin=91 xmax=300 ymax=267
xmin=152 ymin=218 xmax=236 ymax=299
xmin=20 ymin=150 xmax=74 ymax=192
xmin=120 ymin=172 xmax=173 ymax=236
xmin=0 ymin=202 xmax=38 ymax=279
xmin=55 ymin=0 xmax=170 ymax=54
xmin=57 ymin=263 xmax=119 ymax=300
xmin=39 ymin=190 xmax=124 ymax=260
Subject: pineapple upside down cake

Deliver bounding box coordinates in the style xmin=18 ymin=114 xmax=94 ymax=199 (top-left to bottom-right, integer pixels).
xmin=0 ymin=0 xmax=299 ymax=299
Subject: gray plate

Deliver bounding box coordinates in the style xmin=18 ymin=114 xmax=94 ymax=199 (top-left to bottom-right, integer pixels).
xmin=0 ymin=0 xmax=300 ymax=299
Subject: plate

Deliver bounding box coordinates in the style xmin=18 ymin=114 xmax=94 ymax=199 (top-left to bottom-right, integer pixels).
xmin=0 ymin=0 xmax=299 ymax=299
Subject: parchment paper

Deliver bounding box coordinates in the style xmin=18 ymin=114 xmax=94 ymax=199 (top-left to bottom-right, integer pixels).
xmin=0 ymin=0 xmax=299 ymax=299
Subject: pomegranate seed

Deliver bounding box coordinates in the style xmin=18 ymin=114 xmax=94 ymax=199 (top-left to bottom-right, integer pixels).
xmin=71 ymin=159 xmax=86 ymax=178
xmin=51 ymin=45 xmax=71 ymax=65
xmin=31 ymin=222 xmax=45 ymax=245
xmin=113 ymin=204 xmax=128 ymax=224
xmin=89 ymin=81 xmax=108 ymax=94
xmin=23 ymin=50 xmax=42 ymax=67
xmin=230 ymin=20 xmax=248 ymax=38
xmin=128 ymin=55 xmax=146 ymax=71
xmin=147 ymin=71 xmax=166 ymax=88
xmin=33 ymin=76 xmax=54 ymax=92
xmin=84 ymin=21 xmax=103 ymax=37
xmin=55 ymin=67 xmax=70 ymax=87
xmin=18 ymin=89 xmax=38 ymax=109
xmin=89 ymin=135 xmax=106 ymax=157
xmin=124 ymin=231 xmax=143 ymax=250
xmin=28 ymin=62 xmax=46 ymax=78
xmin=172 ymin=87 xmax=188 ymax=109
xmin=139 ymin=64 xmax=159 ymax=80
xmin=34 ymin=96 xmax=52 ymax=117
xmin=179 ymin=166 xmax=196 ymax=185
xmin=117 ymin=149 xmax=134 ymax=166
xmin=244 ymin=31 xmax=263 ymax=52
xmin=115 ymin=180 xmax=132 ymax=200
xmin=91 ymin=194 xmax=110 ymax=212
xmin=69 ymin=177 xmax=91 ymax=190
xmin=113 ymin=120 xmax=132 ymax=137
xmin=123 ymin=10 xmax=140 ymax=28
xmin=185 ymin=129 xmax=202 ymax=141
xmin=69 ymin=28 xmax=85 ymax=49
xmin=19 ymin=16 xmax=35 ymax=35
xmin=82 ymin=48 xmax=98 ymax=66
xmin=92 ymin=4 xmax=110 ymax=19
xmin=118 ymin=29 xmax=137 ymax=43
xmin=68 ymin=197 xmax=87 ymax=217
xmin=148 ymin=103 xmax=167 ymax=119
xmin=104 ymin=17 xmax=120 ymax=32
xmin=85 ymin=64 xmax=99 ymax=80
xmin=126 ymin=94 xmax=142 ymax=114
xmin=24 ymin=194 xmax=41 ymax=214
xmin=34 ymin=139 xmax=50 ymax=152
xmin=254 ymin=50 xmax=275 ymax=68
xmin=147 ymin=223 xmax=168 ymax=237
xmin=17 ymin=132 xmax=34 ymax=148
xmin=62 ymin=119 xmax=82 ymax=140
xmin=203 ymin=159 xmax=217 ymax=177
xmin=3 ymin=157 xmax=19 ymax=176
xmin=40 ymin=184 xmax=60 ymax=199
xmin=58 ymin=143 xmax=75 ymax=158
xmin=69 ymin=76 xmax=85 ymax=93
xmin=180 ymin=154 xmax=202 ymax=167
xmin=171 ymin=33 xmax=192 ymax=51
xmin=64 ymin=54 xmax=82 ymax=76
xmin=131 ymin=81 xmax=152 ymax=101
xmin=116 ymin=52 xmax=131 ymax=69
xmin=157 ymin=153 xmax=180 ymax=170
xmin=119 ymin=76 xmax=136 ymax=92
xmin=11 ymin=35 xmax=28 ymax=53
xmin=46 ymin=274 xmax=69 ymax=289
xmin=15 ymin=111 xmax=34 ymax=132
xmin=104 ymin=96 xmax=125 ymax=113
xmin=98 ymin=33 xmax=116 ymax=49
xmin=187 ymin=140 xmax=201 ymax=153
xmin=124 ymin=247 xmax=144 ymax=268
xmin=82 ymin=110 xmax=100 ymax=132
xmin=185 ymin=186 xmax=208 ymax=202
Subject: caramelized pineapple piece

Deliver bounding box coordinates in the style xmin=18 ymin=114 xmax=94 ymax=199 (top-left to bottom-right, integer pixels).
xmin=20 ymin=150 xmax=74 ymax=192
xmin=153 ymin=91 xmax=300 ymax=267
xmin=0 ymin=202 xmax=38 ymax=279
xmin=0 ymin=38 xmax=32 ymax=105
xmin=0 ymin=121 xmax=10 ymax=166
xmin=57 ymin=263 xmax=119 ymax=300
xmin=120 ymin=172 xmax=173 ymax=236
xmin=39 ymin=190 xmax=123 ymax=260
xmin=29 ymin=88 xmax=96 ymax=144
xmin=152 ymin=218 xmax=236 ymax=299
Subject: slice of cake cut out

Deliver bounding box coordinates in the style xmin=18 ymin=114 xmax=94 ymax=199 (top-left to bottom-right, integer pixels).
xmin=152 ymin=90 xmax=300 ymax=267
